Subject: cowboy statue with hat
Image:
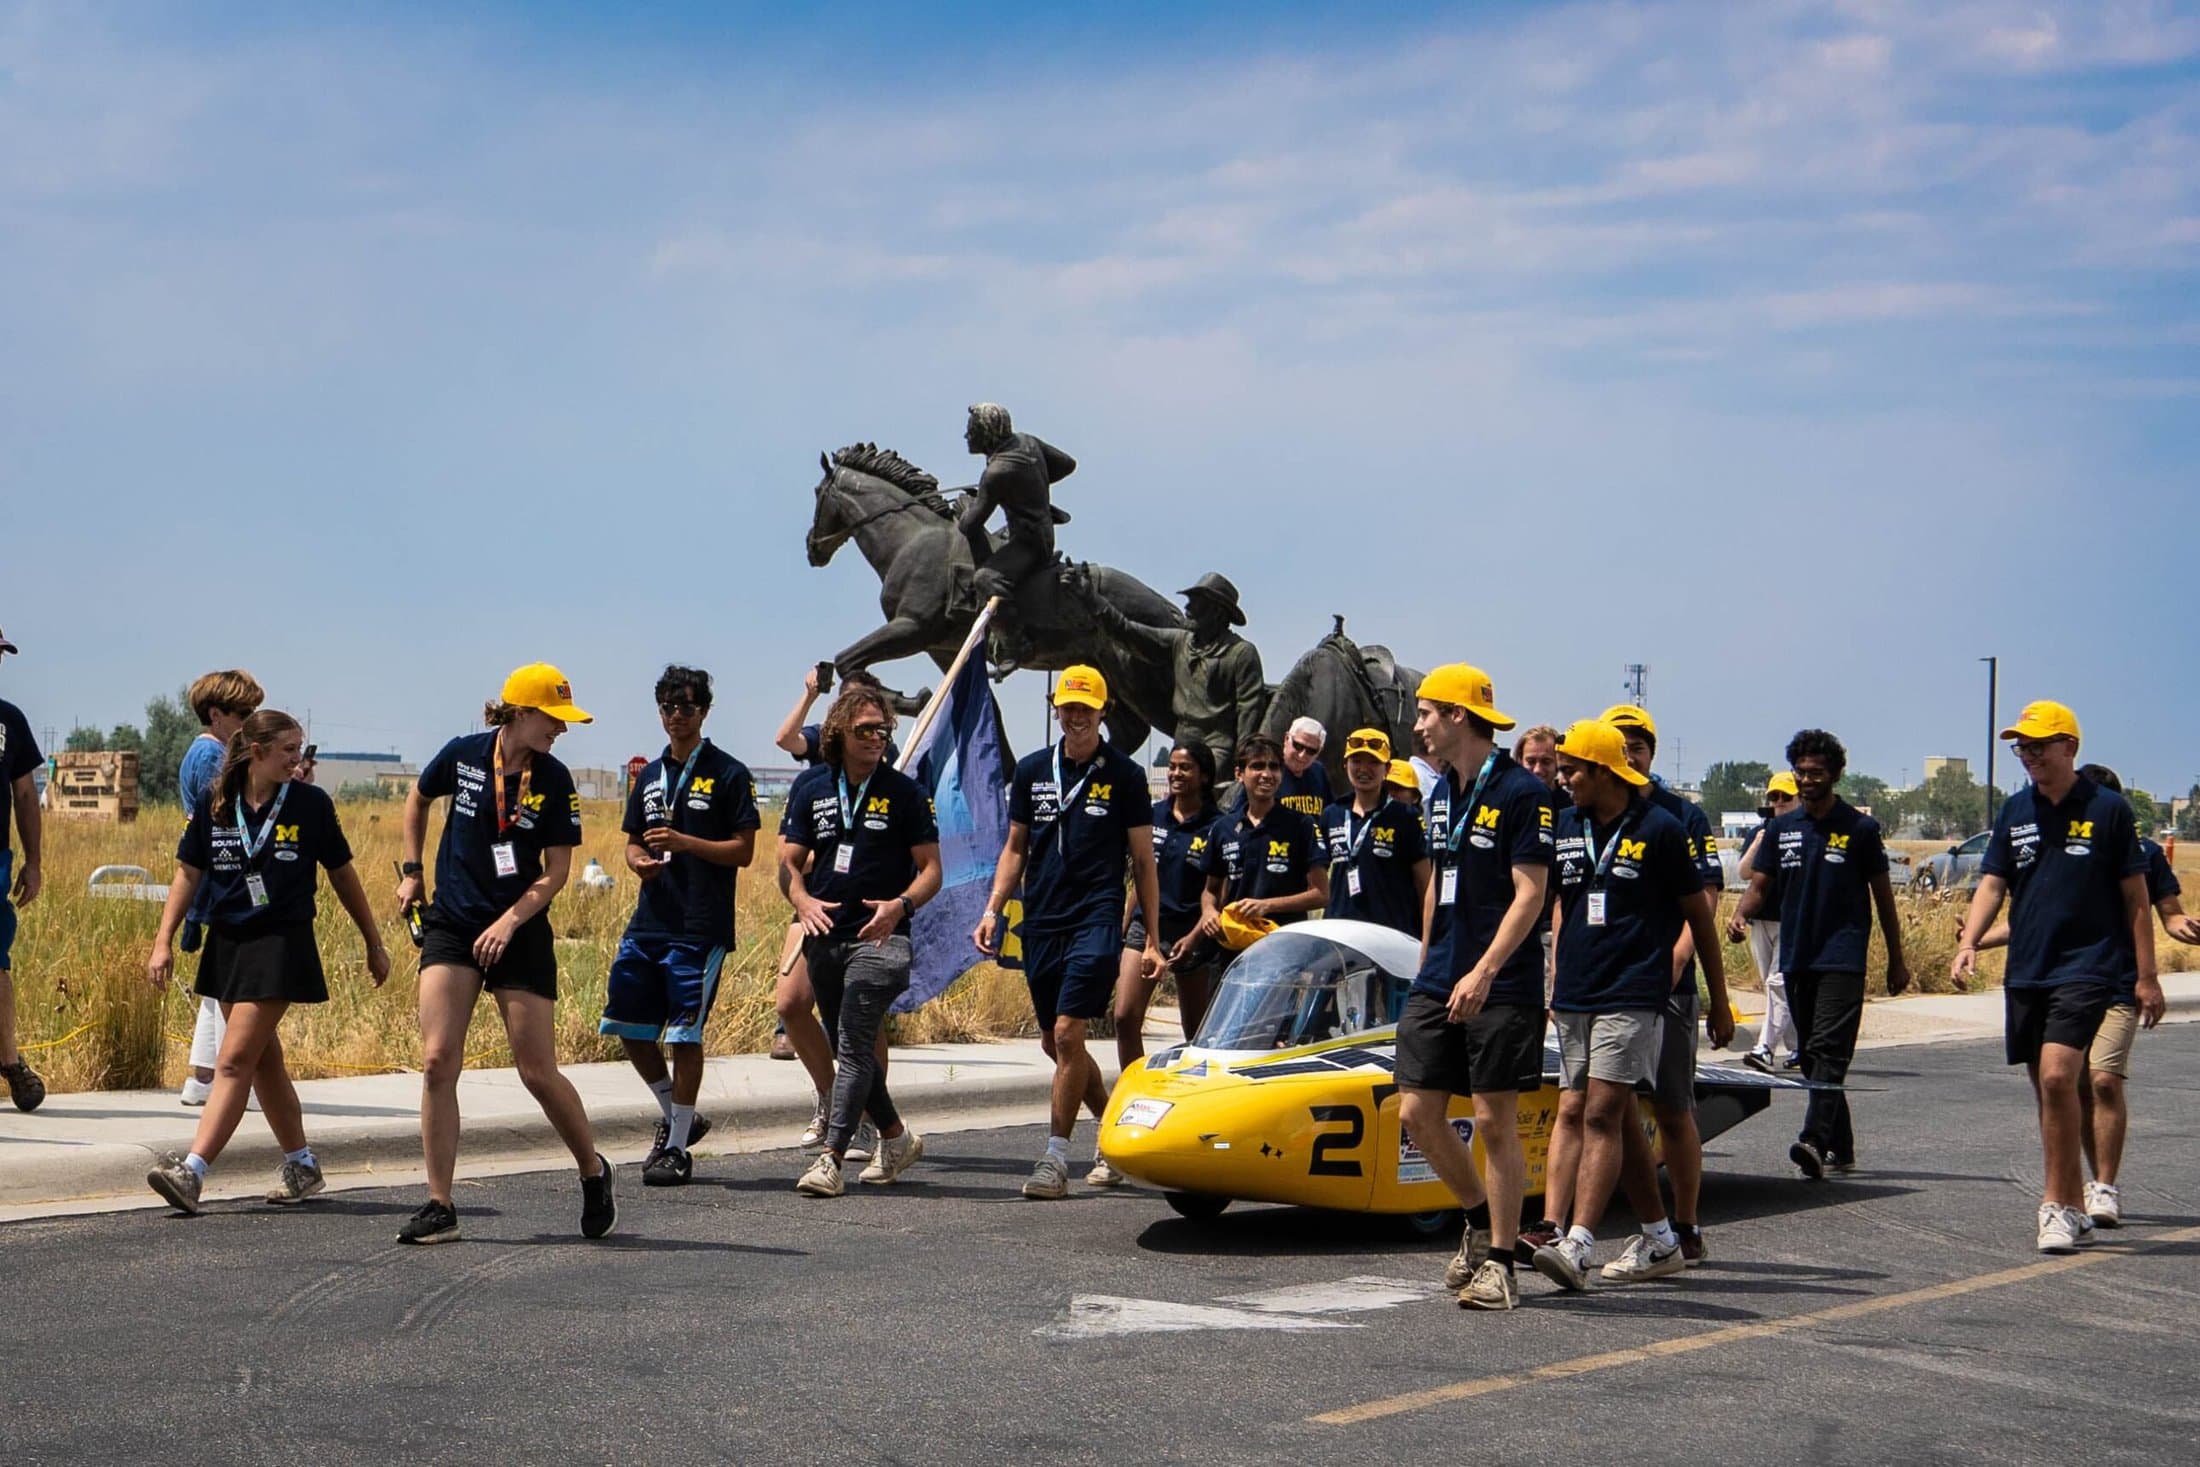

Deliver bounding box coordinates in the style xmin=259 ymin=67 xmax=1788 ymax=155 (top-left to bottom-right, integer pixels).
xmin=1072 ymin=568 xmax=1266 ymax=778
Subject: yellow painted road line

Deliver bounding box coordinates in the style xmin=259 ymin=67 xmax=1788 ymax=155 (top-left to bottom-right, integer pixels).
xmin=1310 ymin=1224 xmax=2200 ymax=1426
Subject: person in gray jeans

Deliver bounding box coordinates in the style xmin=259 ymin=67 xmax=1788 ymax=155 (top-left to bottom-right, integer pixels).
xmin=779 ymin=685 xmax=942 ymax=1198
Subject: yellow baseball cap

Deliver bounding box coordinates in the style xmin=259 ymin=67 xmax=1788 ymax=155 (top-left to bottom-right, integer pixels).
xmin=1385 ymin=759 xmax=1420 ymax=790
xmin=1766 ymin=771 xmax=1799 ymax=797
xmin=1601 ymin=703 xmax=1656 ymax=737
xmin=1218 ymin=904 xmax=1277 ymax=952
xmin=1416 ymin=664 xmax=1516 ymax=730
xmin=1053 ymin=665 xmax=1108 ymax=710
xmin=1559 ymin=719 xmax=1648 ymax=787
xmin=1342 ymin=727 xmax=1392 ymax=762
xmin=501 ymin=663 xmax=593 ymax=724
xmin=2000 ymin=699 xmax=2080 ymax=743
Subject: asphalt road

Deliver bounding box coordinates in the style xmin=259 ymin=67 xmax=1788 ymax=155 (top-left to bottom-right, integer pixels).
xmin=8 ymin=1029 xmax=2200 ymax=1466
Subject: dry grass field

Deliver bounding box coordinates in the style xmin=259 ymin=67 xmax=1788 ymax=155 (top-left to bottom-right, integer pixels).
xmin=9 ymin=799 xmax=1038 ymax=1095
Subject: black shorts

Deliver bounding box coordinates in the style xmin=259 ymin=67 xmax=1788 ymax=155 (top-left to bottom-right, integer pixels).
xmin=420 ymin=909 xmax=559 ymax=1000
xmin=1394 ymin=992 xmax=1546 ymax=1096
xmin=1023 ymin=922 xmax=1123 ymax=1030
xmin=1126 ymin=913 xmax=1216 ymax=978
xmin=195 ymin=921 xmax=328 ymax=1006
xmin=2006 ymin=981 xmax=2116 ymax=1067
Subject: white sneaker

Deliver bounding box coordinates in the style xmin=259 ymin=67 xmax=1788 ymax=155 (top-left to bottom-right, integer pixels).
xmin=795 ymin=1152 xmax=844 ymax=1198
xmin=1600 ymin=1233 xmax=1685 ymax=1284
xmin=1085 ymin=1157 xmax=1123 ymax=1189
xmin=1443 ymin=1226 xmax=1492 ymax=1291
xmin=2036 ymin=1202 xmax=2082 ymax=1254
xmin=1531 ymin=1235 xmax=1592 ymax=1292
xmin=799 ymin=1103 xmax=828 ymax=1152
xmin=845 ymin=1120 xmax=879 ymax=1163
xmin=180 ymin=1077 xmax=212 ymax=1107
xmin=1022 ymin=1153 xmax=1070 ymax=1200
xmin=2073 ymin=1208 xmax=2098 ymax=1248
xmin=2084 ymin=1180 xmax=2122 ymax=1228
xmin=859 ymin=1129 xmax=924 ymax=1185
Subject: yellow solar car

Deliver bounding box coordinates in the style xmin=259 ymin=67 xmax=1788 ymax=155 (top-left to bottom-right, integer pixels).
xmin=1100 ymin=919 xmax=1806 ymax=1227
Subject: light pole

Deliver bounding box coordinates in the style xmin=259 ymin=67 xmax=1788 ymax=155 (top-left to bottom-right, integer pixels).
xmin=1980 ymin=655 xmax=1998 ymax=833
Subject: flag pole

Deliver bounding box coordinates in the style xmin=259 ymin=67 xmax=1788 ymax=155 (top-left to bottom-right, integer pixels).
xmin=897 ymin=597 xmax=1001 ymax=770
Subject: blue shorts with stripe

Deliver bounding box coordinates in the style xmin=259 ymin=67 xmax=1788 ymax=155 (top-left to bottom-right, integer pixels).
xmin=599 ymin=934 xmax=726 ymax=1046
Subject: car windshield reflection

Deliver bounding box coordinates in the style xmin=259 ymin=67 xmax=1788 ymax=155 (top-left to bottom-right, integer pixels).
xmin=1193 ymin=932 xmax=1400 ymax=1051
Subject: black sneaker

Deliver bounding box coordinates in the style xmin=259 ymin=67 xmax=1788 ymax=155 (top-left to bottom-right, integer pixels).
xmin=2 ymin=1059 xmax=45 ymax=1113
xmin=1789 ymin=1140 xmax=1826 ymax=1181
xmin=644 ymin=1113 xmax=713 ymax=1171
xmin=644 ymin=1146 xmax=692 ymax=1187
xmin=398 ymin=1199 xmax=461 ymax=1245
xmin=1677 ymin=1225 xmax=1707 ymax=1268
xmin=581 ymin=1154 xmax=617 ymax=1239
xmin=1781 ymin=1053 xmax=1804 ymax=1072
xmin=1825 ymin=1153 xmax=1857 ymax=1175
xmin=1741 ymin=1050 xmax=1775 ymax=1075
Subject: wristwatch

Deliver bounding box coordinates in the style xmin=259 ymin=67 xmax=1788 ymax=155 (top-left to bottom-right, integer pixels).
xmin=401 ymin=861 xmax=425 ymax=877
xmin=899 ymin=895 xmax=916 ymax=918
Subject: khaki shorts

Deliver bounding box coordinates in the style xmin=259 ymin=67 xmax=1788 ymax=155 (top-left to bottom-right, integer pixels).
xmin=1554 ymin=1009 xmax=1662 ymax=1092
xmin=2089 ymin=1003 xmax=2138 ymax=1079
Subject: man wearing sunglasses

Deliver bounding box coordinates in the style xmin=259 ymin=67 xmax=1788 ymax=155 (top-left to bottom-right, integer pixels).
xmin=1321 ymin=728 xmax=1429 ymax=939
xmin=601 ymin=667 xmax=760 ymax=1186
xmin=1276 ymin=717 xmax=1332 ymax=819
xmin=1955 ymin=701 xmax=2160 ymax=1254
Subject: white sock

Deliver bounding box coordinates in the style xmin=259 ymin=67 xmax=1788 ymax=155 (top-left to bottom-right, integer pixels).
xmin=1644 ymin=1218 xmax=1679 ymax=1249
xmin=649 ymin=1077 xmax=677 ymax=1118
xmin=668 ymin=1104 xmax=695 ymax=1152
xmin=184 ymin=1153 xmax=209 ymax=1179
xmin=285 ymin=1146 xmax=316 ymax=1168
xmin=1046 ymin=1135 xmax=1071 ymax=1164
xmin=1566 ymin=1224 xmax=1595 ymax=1249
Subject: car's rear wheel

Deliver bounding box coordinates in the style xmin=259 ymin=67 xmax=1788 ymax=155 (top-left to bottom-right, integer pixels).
xmin=1162 ymin=1191 xmax=1230 ymax=1222
xmin=1403 ymin=1208 xmax=1460 ymax=1238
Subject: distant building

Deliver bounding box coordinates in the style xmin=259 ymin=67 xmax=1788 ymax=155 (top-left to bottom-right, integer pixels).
xmin=1923 ymin=756 xmax=1969 ymax=782
xmin=751 ymin=765 xmax=803 ymax=804
xmin=317 ymin=750 xmax=417 ymax=798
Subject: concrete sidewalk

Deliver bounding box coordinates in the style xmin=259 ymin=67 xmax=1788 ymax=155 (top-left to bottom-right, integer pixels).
xmin=7 ymin=979 xmax=2197 ymax=1214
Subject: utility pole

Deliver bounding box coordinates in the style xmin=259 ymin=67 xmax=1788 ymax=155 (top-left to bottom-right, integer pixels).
xmin=1980 ymin=656 xmax=1998 ymax=832
xmin=1622 ymin=663 xmax=1649 ymax=707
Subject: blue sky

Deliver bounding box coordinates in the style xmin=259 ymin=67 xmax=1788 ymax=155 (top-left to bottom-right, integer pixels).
xmin=3 ymin=1 xmax=2196 ymax=796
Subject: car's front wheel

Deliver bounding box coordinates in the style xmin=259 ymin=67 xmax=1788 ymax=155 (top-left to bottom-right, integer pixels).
xmin=1162 ymin=1191 xmax=1230 ymax=1222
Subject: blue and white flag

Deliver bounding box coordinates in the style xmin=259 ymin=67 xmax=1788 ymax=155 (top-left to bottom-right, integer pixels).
xmin=895 ymin=645 xmax=1018 ymax=1011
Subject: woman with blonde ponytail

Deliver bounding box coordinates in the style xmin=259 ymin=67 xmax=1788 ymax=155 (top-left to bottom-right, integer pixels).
xmin=144 ymin=711 xmax=389 ymax=1215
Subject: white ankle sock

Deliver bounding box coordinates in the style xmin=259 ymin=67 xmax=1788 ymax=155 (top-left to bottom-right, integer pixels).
xmin=1566 ymin=1224 xmax=1596 ymax=1249
xmin=668 ymin=1104 xmax=695 ymax=1152
xmin=285 ymin=1146 xmax=316 ymax=1168
xmin=1046 ymin=1135 xmax=1071 ymax=1164
xmin=1644 ymin=1218 xmax=1679 ymax=1249
xmin=649 ymin=1078 xmax=676 ymax=1118
xmin=184 ymin=1153 xmax=209 ymax=1179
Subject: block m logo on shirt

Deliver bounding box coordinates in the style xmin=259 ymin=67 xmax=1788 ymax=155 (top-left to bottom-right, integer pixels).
xmin=692 ymin=778 xmax=715 ymax=795
xmin=1375 ymin=826 xmax=1396 ymax=844
xmin=1617 ymin=838 xmax=1648 ymax=861
xmin=274 ymin=824 xmax=299 ymax=843
xmin=867 ymin=796 xmax=892 ymax=815
xmin=1827 ymin=833 xmax=1851 ymax=851
xmin=1089 ymin=783 xmax=1112 ymax=803
xmin=2068 ymin=820 xmax=2094 ymax=839
xmin=1268 ymin=840 xmax=1291 ymax=858
xmin=1473 ymin=806 xmax=1500 ymax=830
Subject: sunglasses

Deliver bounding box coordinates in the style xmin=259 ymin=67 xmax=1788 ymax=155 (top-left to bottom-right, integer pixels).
xmin=1343 ymin=736 xmax=1386 ymax=755
xmin=1288 ymin=740 xmax=1321 ymax=756
xmin=1767 ymin=792 xmax=1797 ymax=803
xmin=2012 ymin=737 xmax=2070 ymax=757
xmin=658 ymin=701 xmax=707 ymax=717
xmin=850 ymin=723 xmax=894 ymax=742
xmin=1241 ymin=760 xmax=1282 ymax=773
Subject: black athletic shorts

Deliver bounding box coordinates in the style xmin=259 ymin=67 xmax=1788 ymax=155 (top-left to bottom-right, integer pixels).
xmin=1126 ymin=913 xmax=1217 ymax=978
xmin=1394 ymin=992 xmax=1546 ymax=1096
xmin=195 ymin=921 xmax=328 ymax=1006
xmin=2006 ymin=980 xmax=2116 ymax=1067
xmin=420 ymin=909 xmax=559 ymax=1000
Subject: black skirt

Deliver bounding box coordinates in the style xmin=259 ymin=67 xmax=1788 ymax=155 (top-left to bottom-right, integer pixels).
xmin=194 ymin=920 xmax=329 ymax=1005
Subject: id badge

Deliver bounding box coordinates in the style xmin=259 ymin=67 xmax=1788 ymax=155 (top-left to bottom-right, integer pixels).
xmin=1346 ymin=866 xmax=1364 ymax=898
xmin=1439 ymin=867 xmax=1458 ymax=904
xmin=1586 ymin=891 xmax=1608 ymax=927
xmin=833 ymin=844 xmax=855 ymax=875
xmin=492 ymin=841 xmax=520 ymax=878
xmin=245 ymin=873 xmax=270 ymax=909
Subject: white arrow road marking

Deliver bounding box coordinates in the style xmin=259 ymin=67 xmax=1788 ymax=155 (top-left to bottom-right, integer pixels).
xmin=1038 ymin=1276 xmax=1447 ymax=1340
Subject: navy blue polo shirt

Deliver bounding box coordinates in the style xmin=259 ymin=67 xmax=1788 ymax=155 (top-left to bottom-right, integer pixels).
xmin=1323 ymin=796 xmax=1429 ymax=939
xmin=1008 ymin=741 xmax=1148 ymax=937
xmin=0 ymin=698 xmax=40 ymax=852
xmin=1647 ymin=777 xmax=1719 ymax=983
xmin=178 ymin=781 xmax=352 ymax=927
xmin=1754 ymin=798 xmax=1889 ymax=975
xmin=418 ymin=732 xmax=583 ymax=930
xmin=1418 ymin=753 xmax=1556 ymax=1006
xmin=622 ymin=739 xmax=761 ymax=948
xmin=2117 ymin=838 xmax=2182 ymax=1001
xmin=1202 ymin=802 xmax=1320 ymax=920
xmin=1276 ymin=760 xmax=1332 ymax=820
xmin=1984 ymin=777 xmax=2144 ymax=989
xmin=1414 ymin=770 xmax=1460 ymax=988
xmin=1551 ymin=797 xmax=1703 ymax=1012
xmin=779 ymin=761 xmax=939 ymax=942
xmin=1135 ymin=797 xmax=1219 ymax=934
xmin=796 ymin=722 xmax=900 ymax=768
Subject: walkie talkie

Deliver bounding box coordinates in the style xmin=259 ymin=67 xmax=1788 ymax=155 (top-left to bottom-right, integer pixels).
xmin=394 ymin=860 xmax=426 ymax=948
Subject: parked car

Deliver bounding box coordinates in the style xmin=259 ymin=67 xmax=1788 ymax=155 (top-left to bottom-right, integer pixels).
xmin=1913 ymin=832 xmax=1990 ymax=896
xmin=1718 ymin=840 xmax=1912 ymax=890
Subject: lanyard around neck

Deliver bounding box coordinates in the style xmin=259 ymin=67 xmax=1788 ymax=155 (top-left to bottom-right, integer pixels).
xmin=492 ymin=733 xmax=532 ymax=835
xmin=658 ymin=743 xmax=705 ymax=814
xmin=1580 ymin=806 xmax=1638 ymax=886
xmin=235 ymin=781 xmax=292 ymax=864
xmin=1444 ymin=753 xmax=1498 ymax=853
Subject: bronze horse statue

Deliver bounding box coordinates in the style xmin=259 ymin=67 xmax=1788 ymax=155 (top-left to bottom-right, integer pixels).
xmin=1261 ymin=618 xmax=1425 ymax=791
xmin=804 ymin=444 xmax=1187 ymax=751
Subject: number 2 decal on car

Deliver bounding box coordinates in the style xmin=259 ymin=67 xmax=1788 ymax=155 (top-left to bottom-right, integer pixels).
xmin=1307 ymin=1104 xmax=1365 ymax=1177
